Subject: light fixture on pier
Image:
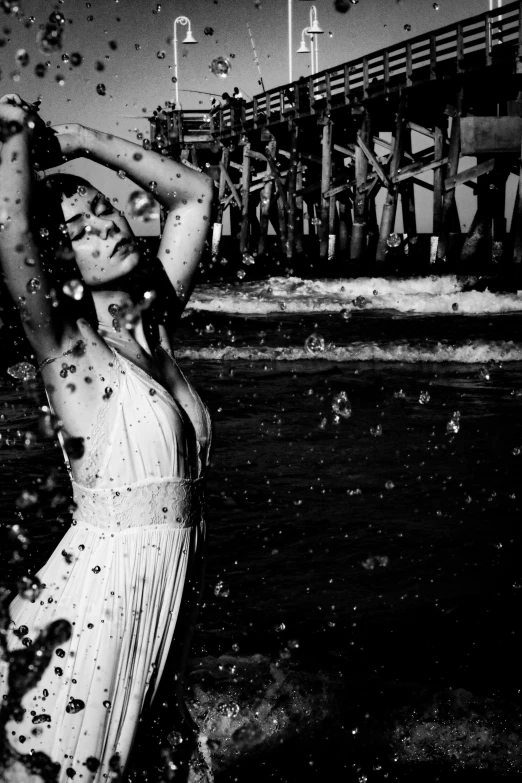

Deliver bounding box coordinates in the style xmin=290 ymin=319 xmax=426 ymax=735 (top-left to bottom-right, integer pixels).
xmin=308 ymin=6 xmax=324 ymax=36
xmin=182 ymin=29 xmax=197 ymax=44
xmin=297 ymin=37 xmax=311 ymax=54
xmin=173 ymin=15 xmax=198 ymax=107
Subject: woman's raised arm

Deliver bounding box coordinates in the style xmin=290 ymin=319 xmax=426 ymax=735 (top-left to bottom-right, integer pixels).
xmin=51 ymin=123 xmax=213 ymax=308
xmin=0 ymin=95 xmax=79 ymax=362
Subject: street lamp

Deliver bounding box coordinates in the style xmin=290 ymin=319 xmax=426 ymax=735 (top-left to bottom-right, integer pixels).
xmin=297 ymin=27 xmax=315 ymax=75
xmin=289 ymin=1 xmax=324 ymax=82
xmin=173 ymin=15 xmax=197 ymax=107
xmin=296 ymin=6 xmax=323 ymax=75
xmin=307 ymin=6 xmax=323 ymax=75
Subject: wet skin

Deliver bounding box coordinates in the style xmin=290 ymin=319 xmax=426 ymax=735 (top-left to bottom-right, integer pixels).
xmin=61 ymin=185 xmax=141 ymax=286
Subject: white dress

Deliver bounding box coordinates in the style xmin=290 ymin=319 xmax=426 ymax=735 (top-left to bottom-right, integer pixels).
xmin=0 ymin=345 xmax=212 ymax=781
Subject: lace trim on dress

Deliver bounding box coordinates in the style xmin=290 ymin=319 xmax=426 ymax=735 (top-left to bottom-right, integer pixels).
xmin=72 ymin=476 xmax=204 ymax=532
xmin=75 ymin=352 xmax=123 ymax=488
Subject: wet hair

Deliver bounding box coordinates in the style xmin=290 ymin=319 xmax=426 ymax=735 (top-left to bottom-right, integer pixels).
xmin=31 ymin=173 xmax=98 ymax=324
xmin=42 ymin=172 xmax=93 ymax=201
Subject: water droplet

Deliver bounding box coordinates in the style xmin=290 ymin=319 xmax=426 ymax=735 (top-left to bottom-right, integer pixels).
xmin=32 ymin=714 xmax=51 ymax=724
xmin=305 ymin=333 xmax=325 ymax=354
xmin=334 ymin=0 xmax=351 ymax=11
xmin=332 ymin=391 xmax=351 ymax=419
xmin=237 ymin=269 xmax=246 ymax=280
xmin=7 ymin=362 xmax=37 ymax=381
xmin=66 ymin=698 xmax=85 ymax=714
xmin=156 ymin=50 xmax=166 ymax=59
xmin=274 ymin=622 xmax=286 ymax=632
xmin=55 ymin=648 xmax=65 ymax=658
xmin=214 ymin=580 xmax=230 ymax=597
xmin=387 ymin=232 xmax=401 ymax=248
xmin=433 ymin=2 xmax=440 ymax=9
xmin=385 ymin=480 xmax=394 ymax=490
xmin=36 ymin=24 xmax=64 ymax=55
xmin=479 ymin=366 xmax=490 ymax=381
xmin=17 ymin=574 xmax=43 ymax=601
xmin=16 ymin=49 xmax=29 ymax=67
xmin=242 ymin=253 xmax=255 ymax=266
xmin=446 ymin=410 xmax=460 ymax=434
xmin=15 ymin=489 xmax=39 ymax=509
xmin=103 ymin=700 xmax=111 ymax=709
xmin=96 ymin=83 xmax=106 ymax=96
xmin=127 ymin=190 xmax=157 ymax=220
xmin=419 ymin=390 xmax=430 ymax=405
xmin=404 ymin=23 xmax=412 ymax=32
xmin=352 ymin=295 xmax=369 ymax=308
xmin=370 ymin=424 xmax=383 ymax=437
xmin=167 ymin=730 xmax=183 ymax=747
xmin=70 ymin=52 xmax=82 ymax=66
xmin=92 ymin=566 xmax=101 ymax=574
xmin=62 ymin=279 xmax=84 ymax=300
xmin=117 ymin=169 xmax=126 ymax=179
xmin=210 ymin=56 xmax=231 ymax=78
xmin=27 ymin=277 xmax=41 ymax=294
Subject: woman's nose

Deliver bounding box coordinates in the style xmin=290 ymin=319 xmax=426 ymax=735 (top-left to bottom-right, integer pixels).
xmin=93 ymin=216 xmax=117 ymax=240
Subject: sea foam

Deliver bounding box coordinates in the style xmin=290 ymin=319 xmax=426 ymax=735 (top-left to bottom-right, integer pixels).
xmin=189 ymin=276 xmax=522 ymax=316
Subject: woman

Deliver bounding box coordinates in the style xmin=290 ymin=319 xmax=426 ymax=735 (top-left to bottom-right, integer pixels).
xmin=0 ymin=93 xmax=214 ymax=781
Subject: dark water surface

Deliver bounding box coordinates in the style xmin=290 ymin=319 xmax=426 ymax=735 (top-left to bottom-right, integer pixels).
xmin=1 ymin=312 xmax=522 ymax=781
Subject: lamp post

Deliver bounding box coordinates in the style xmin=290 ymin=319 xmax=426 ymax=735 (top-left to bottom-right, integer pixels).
xmin=296 ymin=6 xmax=323 ymax=76
xmin=297 ymin=27 xmax=315 ymax=75
xmin=173 ymin=15 xmax=197 ymax=107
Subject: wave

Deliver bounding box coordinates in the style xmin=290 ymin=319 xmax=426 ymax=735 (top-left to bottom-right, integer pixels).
xmin=176 ymin=339 xmax=522 ymax=363
xmin=188 ymin=276 xmax=522 ymax=316
xmin=185 ymin=654 xmax=522 ymax=776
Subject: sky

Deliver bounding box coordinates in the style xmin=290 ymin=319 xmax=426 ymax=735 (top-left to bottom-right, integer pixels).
xmin=1 ymin=0 xmax=492 ymax=234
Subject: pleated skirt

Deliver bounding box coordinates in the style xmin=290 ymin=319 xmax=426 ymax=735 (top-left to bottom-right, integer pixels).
xmin=0 ymin=518 xmax=202 ymax=782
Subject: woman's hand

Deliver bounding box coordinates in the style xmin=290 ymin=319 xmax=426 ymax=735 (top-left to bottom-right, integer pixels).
xmin=0 ymin=93 xmax=62 ymax=170
xmin=0 ymin=93 xmax=32 ymax=140
xmin=50 ymin=123 xmax=88 ymax=161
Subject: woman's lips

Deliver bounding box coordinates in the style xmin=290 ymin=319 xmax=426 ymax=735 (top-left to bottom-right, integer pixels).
xmin=111 ymin=238 xmax=132 ymax=258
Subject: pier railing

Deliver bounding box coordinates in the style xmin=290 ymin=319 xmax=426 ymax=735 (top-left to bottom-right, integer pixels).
xmin=209 ymin=0 xmax=521 ymax=137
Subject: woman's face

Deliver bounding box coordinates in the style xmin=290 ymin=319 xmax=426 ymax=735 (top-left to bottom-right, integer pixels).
xmin=60 ymin=185 xmax=140 ymax=286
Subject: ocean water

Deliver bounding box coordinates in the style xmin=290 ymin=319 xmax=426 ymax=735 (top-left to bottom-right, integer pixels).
xmin=1 ymin=276 xmax=522 ymax=782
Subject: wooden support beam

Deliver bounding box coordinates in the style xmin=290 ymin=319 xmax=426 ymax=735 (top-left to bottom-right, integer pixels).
xmin=264 ymin=150 xmax=289 ymax=213
xmin=265 ymin=144 xmax=288 ymax=247
xmin=338 ymin=194 xmax=352 ymax=257
xmin=212 ymin=146 xmax=229 ymax=259
xmin=444 ymin=158 xmax=495 ymax=191
xmin=373 ymin=136 xmax=415 ymax=163
xmin=258 ymin=137 xmax=276 ymax=257
xmin=286 ymin=121 xmax=299 ymax=260
xmin=400 ymin=122 xmax=417 ymax=249
xmin=324 ymin=177 xmax=357 ymax=199
xmin=407 ymin=121 xmax=435 ymax=139
xmin=350 ymin=109 xmax=371 ymax=261
xmin=394 ymin=156 xmax=448 ymax=183
xmin=239 ymin=141 xmax=252 ymax=254
xmin=432 ymin=116 xmax=445 ymax=240
xmin=245 ymin=149 xmax=268 ymax=163
xmin=319 ymin=118 xmax=334 ymax=261
xmin=334 ymin=143 xmax=355 ymax=159
xmin=357 ymin=134 xmax=390 ymax=187
xmin=219 ymin=161 xmax=242 ymax=209
xmin=295 ymin=162 xmax=305 ymax=255
xmin=376 ymin=98 xmax=407 ymax=262
xmin=437 ymin=86 xmax=463 ymax=262
xmin=216 ymin=147 xmax=229 ymax=223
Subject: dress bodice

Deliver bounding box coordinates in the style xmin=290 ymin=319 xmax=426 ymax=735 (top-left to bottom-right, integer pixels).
xmin=68 ymin=348 xmax=212 ymax=533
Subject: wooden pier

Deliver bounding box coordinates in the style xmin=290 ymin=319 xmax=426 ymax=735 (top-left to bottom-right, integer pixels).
xmin=149 ymin=1 xmax=522 ymax=271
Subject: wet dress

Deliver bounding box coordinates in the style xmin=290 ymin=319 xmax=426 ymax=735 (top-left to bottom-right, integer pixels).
xmin=0 ymin=341 xmax=212 ymax=781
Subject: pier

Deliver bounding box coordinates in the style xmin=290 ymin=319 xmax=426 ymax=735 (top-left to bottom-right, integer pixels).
xmin=149 ymin=1 xmax=522 ymax=272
